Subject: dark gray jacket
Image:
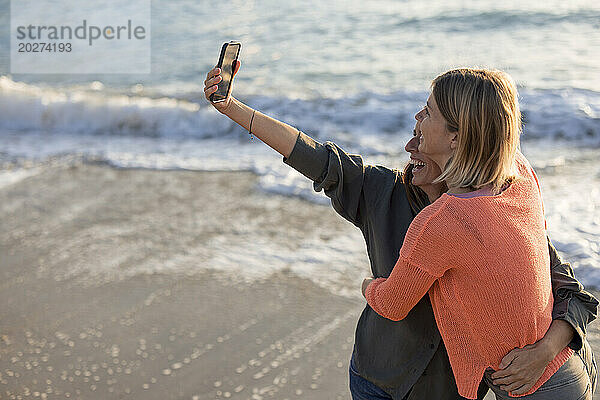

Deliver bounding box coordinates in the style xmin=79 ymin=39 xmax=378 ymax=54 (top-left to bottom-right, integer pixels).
xmin=284 ymin=131 xmax=599 ymax=399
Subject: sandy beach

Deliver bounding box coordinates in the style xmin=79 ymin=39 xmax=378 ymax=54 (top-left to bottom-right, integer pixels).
xmin=1 ymin=163 xmax=599 ymax=400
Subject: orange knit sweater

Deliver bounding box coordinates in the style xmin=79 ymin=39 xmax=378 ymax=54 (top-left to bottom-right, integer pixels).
xmin=365 ymin=153 xmax=573 ymax=399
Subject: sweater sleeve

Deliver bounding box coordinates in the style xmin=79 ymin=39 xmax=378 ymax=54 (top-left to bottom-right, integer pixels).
xmin=283 ymin=130 xmax=368 ymax=227
xmin=548 ymin=236 xmax=599 ymax=350
xmin=365 ymin=259 xmax=439 ymax=321
xmin=365 ymin=200 xmax=451 ymax=321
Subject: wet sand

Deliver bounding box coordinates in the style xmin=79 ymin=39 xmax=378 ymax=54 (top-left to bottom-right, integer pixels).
xmin=1 ymin=163 xmax=598 ymax=399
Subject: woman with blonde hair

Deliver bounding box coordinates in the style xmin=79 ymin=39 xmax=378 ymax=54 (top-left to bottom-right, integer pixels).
xmin=362 ymin=68 xmax=596 ymax=399
xmin=203 ymin=61 xmax=597 ymax=399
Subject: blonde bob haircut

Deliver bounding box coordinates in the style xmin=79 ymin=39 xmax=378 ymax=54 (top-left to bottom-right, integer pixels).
xmin=431 ymin=68 xmax=521 ymax=193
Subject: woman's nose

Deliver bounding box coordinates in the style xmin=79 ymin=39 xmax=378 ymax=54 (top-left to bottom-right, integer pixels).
xmin=405 ymin=135 xmax=419 ymax=153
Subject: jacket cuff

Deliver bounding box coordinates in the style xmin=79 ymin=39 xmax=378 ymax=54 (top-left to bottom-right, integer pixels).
xmin=283 ymin=130 xmax=330 ymax=182
xmin=558 ymin=312 xmax=585 ymax=351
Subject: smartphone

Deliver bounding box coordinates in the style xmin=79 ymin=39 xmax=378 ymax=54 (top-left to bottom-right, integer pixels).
xmin=210 ymin=41 xmax=241 ymax=103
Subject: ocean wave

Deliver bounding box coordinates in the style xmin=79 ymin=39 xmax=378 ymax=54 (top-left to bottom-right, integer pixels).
xmin=396 ymin=9 xmax=600 ymax=32
xmin=1 ymin=76 xmax=599 ymax=149
xmin=0 ymin=76 xmax=234 ymax=139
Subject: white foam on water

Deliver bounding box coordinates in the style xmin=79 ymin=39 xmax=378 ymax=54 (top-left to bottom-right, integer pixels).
xmin=1 ymin=74 xmax=599 ymax=291
xmin=0 ymin=167 xmax=43 ymax=189
xmin=0 ymin=76 xmax=231 ymax=139
xmin=2 ymin=76 xmax=599 ymax=148
xmin=523 ymin=144 xmax=600 ymax=279
xmin=203 ymin=231 xmax=371 ymax=299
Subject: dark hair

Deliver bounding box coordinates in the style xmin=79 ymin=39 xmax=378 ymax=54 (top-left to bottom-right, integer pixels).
xmin=402 ymin=163 xmax=431 ymax=214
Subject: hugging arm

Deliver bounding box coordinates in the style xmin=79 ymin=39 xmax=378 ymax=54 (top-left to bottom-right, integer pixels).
xmin=491 ymin=236 xmax=599 ymax=395
xmin=363 ymin=209 xmax=444 ymax=321
xmin=364 ymin=258 xmax=438 ymax=321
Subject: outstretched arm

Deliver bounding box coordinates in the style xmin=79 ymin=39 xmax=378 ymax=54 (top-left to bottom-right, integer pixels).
xmin=204 ymin=63 xmax=383 ymax=228
xmin=204 ymin=64 xmax=299 ymax=158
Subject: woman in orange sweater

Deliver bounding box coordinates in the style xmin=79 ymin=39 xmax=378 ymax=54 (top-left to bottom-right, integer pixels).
xmin=362 ymin=69 xmax=595 ymax=399
xmin=203 ymin=62 xmax=597 ymax=399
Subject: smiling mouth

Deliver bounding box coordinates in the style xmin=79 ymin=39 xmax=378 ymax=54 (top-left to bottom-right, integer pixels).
xmin=410 ymin=159 xmax=426 ymax=172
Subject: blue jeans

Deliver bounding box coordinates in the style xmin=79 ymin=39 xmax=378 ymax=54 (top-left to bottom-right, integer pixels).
xmin=349 ymin=356 xmax=396 ymax=400
xmin=483 ymin=351 xmax=594 ymax=400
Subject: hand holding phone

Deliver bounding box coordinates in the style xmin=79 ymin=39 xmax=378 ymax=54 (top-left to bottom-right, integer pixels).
xmin=208 ymin=41 xmax=241 ymax=105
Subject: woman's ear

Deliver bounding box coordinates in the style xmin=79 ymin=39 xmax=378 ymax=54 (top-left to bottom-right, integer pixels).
xmin=449 ymin=131 xmax=459 ymax=150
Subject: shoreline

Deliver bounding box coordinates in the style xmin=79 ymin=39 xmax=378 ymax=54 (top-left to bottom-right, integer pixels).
xmin=0 ymin=163 xmax=364 ymax=399
xmin=1 ymin=163 xmax=599 ymax=399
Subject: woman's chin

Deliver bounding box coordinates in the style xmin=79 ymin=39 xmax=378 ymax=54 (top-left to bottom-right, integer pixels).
xmin=411 ymin=169 xmax=429 ymax=187
xmin=412 ymin=179 xmax=429 ymax=188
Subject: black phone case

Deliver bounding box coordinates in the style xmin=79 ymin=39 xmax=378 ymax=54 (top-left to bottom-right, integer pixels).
xmin=210 ymin=41 xmax=241 ymax=102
